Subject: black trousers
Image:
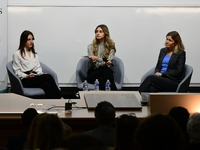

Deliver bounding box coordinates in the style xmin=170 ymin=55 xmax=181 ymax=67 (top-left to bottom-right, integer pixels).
xmin=138 ymin=75 xmax=179 ymax=93
xmin=21 ymin=74 xmax=62 ymax=99
xmin=87 ymin=67 xmax=117 ymax=90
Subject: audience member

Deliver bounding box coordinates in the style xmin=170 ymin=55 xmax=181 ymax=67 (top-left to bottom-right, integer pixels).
xmin=25 ymin=113 xmax=45 ymax=149
xmin=63 ymin=134 xmax=105 ymax=150
xmin=134 ymin=114 xmax=185 ymax=150
xmin=25 ymin=113 xmax=65 ymax=150
xmin=114 ymin=113 xmax=139 ymax=150
xmin=168 ymin=106 xmax=190 ymax=148
xmin=6 ymin=108 xmax=38 ymax=150
xmin=84 ymin=101 xmax=116 ymax=147
xmin=187 ymin=113 xmax=200 ymax=150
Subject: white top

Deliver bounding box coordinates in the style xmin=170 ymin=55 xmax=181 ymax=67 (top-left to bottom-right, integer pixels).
xmin=12 ymin=50 xmax=43 ymax=79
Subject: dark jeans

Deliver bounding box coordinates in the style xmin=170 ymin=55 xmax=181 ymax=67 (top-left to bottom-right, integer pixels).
xmin=21 ymin=74 xmax=62 ymax=99
xmin=138 ymin=75 xmax=179 ymax=93
xmin=87 ymin=67 xmax=117 ymax=90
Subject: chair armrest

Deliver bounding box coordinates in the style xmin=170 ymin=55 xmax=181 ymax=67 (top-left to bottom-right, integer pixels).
xmin=140 ymin=67 xmax=155 ymax=84
xmin=39 ymin=62 xmax=59 ymax=89
xmin=6 ymin=61 xmax=25 ymax=95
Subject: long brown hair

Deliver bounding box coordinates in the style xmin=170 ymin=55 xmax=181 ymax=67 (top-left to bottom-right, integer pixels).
xmin=18 ymin=30 xmax=37 ymax=59
xmin=92 ymin=24 xmax=116 ymax=59
xmin=165 ymin=31 xmax=185 ymax=54
xmin=33 ymin=113 xmax=65 ymax=150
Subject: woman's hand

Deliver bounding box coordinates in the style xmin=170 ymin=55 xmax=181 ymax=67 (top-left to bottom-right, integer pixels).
xmin=26 ymin=73 xmax=35 ymax=78
xmin=106 ymin=59 xmax=112 ymax=66
xmin=88 ymin=56 xmax=98 ymax=61
xmin=155 ymin=72 xmax=162 ymax=76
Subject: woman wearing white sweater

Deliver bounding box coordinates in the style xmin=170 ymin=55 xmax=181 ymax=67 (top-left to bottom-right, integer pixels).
xmin=12 ymin=30 xmax=63 ymax=99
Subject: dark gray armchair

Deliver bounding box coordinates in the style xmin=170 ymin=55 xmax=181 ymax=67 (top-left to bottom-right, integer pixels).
xmin=6 ymin=61 xmax=59 ymax=98
xmin=140 ymin=64 xmax=193 ymax=92
xmin=76 ymin=56 xmax=124 ymax=90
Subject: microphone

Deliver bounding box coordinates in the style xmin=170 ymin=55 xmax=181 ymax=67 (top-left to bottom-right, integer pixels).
xmin=103 ymin=58 xmax=114 ymax=66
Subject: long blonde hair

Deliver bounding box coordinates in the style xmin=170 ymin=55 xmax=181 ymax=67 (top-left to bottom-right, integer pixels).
xmin=92 ymin=24 xmax=116 ymax=59
xmin=165 ymin=31 xmax=185 ymax=54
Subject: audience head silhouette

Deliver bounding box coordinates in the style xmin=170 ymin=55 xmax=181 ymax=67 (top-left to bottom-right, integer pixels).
xmin=26 ymin=113 xmax=65 ymax=150
xmin=134 ymin=114 xmax=185 ymax=150
xmin=21 ymin=108 xmax=38 ymax=129
xmin=95 ymin=101 xmax=116 ymax=125
xmin=6 ymin=108 xmax=38 ymax=150
xmin=187 ymin=113 xmax=200 ymax=144
xmin=84 ymin=101 xmax=116 ymax=147
xmin=115 ymin=113 xmax=139 ymax=150
xmin=169 ymin=106 xmax=190 ymax=134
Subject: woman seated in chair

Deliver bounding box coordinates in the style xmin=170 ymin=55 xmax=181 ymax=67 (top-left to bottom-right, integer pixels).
xmin=138 ymin=31 xmax=186 ymax=92
xmin=12 ymin=30 xmax=63 ymax=99
xmin=87 ymin=24 xmax=117 ymax=90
